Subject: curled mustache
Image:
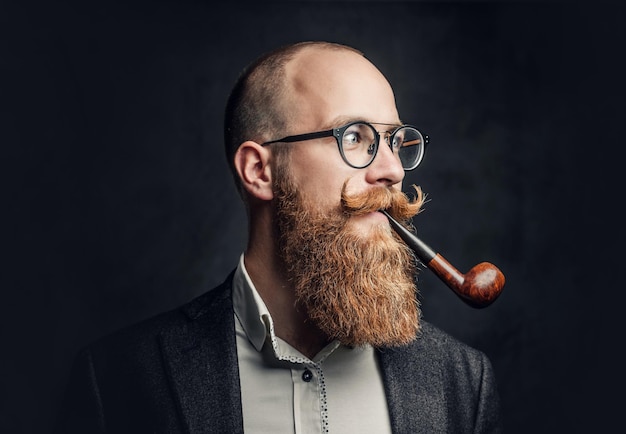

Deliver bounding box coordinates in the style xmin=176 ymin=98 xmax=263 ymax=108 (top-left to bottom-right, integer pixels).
xmin=341 ymin=182 xmax=425 ymax=222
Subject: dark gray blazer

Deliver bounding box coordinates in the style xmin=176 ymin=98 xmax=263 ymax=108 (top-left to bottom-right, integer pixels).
xmin=55 ymin=271 xmax=503 ymax=433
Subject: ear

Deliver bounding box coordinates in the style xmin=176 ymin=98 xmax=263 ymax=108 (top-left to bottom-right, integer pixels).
xmin=234 ymin=141 xmax=274 ymax=201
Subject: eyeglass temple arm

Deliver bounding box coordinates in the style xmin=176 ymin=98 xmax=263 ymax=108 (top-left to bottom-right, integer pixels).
xmin=262 ymin=129 xmax=334 ymax=146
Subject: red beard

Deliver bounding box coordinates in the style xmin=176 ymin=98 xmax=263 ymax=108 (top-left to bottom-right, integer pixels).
xmin=273 ymin=173 xmax=425 ymax=348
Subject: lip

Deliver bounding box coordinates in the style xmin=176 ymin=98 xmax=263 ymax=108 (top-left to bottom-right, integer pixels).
xmin=352 ymin=210 xmax=389 ymax=225
xmin=372 ymin=210 xmax=389 ymax=222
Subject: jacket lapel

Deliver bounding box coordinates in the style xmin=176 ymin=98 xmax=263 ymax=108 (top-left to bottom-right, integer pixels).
xmin=159 ymin=273 xmax=244 ymax=434
xmin=379 ymin=336 xmax=446 ymax=434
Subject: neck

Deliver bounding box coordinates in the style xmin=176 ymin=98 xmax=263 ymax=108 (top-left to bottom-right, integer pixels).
xmin=244 ymin=218 xmax=331 ymax=359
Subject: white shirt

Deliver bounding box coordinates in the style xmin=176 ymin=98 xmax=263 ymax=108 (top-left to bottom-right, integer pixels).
xmin=232 ymin=254 xmax=393 ymax=434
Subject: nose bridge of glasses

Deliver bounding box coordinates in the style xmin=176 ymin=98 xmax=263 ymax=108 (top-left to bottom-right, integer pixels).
xmin=375 ymin=128 xmax=401 ymax=155
xmin=373 ymin=129 xmax=402 ymax=166
xmin=380 ymin=130 xmax=393 ymax=147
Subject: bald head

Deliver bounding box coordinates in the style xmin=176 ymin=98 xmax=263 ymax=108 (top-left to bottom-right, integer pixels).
xmin=282 ymin=45 xmax=398 ymax=133
xmin=223 ymin=41 xmax=398 ymax=197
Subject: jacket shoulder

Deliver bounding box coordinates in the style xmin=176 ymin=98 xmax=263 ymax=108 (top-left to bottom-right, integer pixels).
xmin=379 ymin=320 xmax=502 ymax=433
xmin=416 ymin=321 xmax=487 ymax=360
xmin=55 ymin=272 xmax=241 ymax=434
xmin=82 ymin=272 xmax=235 ymax=358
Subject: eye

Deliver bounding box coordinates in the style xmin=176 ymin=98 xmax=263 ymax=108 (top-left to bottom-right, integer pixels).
xmin=343 ymin=131 xmax=362 ymax=148
xmin=391 ymin=132 xmax=405 ymax=151
xmin=342 ymin=123 xmax=373 ymax=151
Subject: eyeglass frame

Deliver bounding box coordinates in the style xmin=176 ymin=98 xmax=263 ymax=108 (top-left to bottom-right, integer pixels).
xmin=260 ymin=120 xmax=429 ymax=170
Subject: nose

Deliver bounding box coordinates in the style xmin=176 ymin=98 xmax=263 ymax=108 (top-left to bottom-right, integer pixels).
xmin=364 ymin=135 xmax=405 ymax=186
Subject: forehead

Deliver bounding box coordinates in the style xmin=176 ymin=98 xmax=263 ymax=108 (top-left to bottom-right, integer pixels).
xmin=283 ymin=47 xmax=400 ymax=129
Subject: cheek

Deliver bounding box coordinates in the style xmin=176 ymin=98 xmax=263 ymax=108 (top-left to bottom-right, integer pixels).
xmin=295 ymin=172 xmax=345 ymax=212
xmin=288 ymin=147 xmax=351 ymax=209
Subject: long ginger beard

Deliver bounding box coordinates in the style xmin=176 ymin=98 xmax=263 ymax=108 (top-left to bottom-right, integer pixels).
xmin=273 ymin=171 xmax=426 ymax=348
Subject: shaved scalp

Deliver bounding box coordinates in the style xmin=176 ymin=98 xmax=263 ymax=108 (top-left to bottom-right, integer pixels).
xmin=223 ymin=41 xmax=363 ymax=197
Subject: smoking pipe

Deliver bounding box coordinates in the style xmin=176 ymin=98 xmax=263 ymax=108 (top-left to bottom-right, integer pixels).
xmin=380 ymin=210 xmax=505 ymax=308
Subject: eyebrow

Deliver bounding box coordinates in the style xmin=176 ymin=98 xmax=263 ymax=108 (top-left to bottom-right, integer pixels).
xmin=324 ymin=115 xmax=358 ymax=129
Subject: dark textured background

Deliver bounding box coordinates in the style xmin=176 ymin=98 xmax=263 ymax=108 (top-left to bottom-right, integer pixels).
xmin=2 ymin=1 xmax=623 ymax=432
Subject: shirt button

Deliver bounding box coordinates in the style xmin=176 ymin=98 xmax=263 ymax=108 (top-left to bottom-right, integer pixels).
xmin=302 ymin=369 xmax=313 ymax=382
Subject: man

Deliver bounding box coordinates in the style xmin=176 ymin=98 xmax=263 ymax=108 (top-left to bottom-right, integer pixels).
xmin=56 ymin=41 xmax=502 ymax=433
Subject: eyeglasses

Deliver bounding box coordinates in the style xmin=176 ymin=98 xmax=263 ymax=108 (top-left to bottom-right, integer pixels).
xmin=261 ymin=121 xmax=429 ymax=170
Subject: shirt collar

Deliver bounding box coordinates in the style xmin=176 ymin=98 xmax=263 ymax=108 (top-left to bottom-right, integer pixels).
xmin=232 ymin=253 xmax=272 ymax=352
xmin=232 ymin=253 xmax=341 ymax=363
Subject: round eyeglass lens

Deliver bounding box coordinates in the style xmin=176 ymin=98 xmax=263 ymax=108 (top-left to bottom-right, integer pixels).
xmin=394 ymin=127 xmax=425 ymax=170
xmin=340 ymin=122 xmax=378 ymax=168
